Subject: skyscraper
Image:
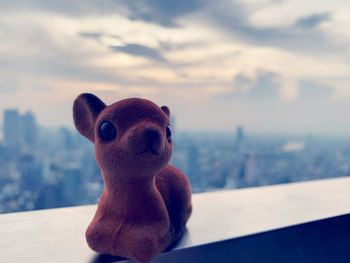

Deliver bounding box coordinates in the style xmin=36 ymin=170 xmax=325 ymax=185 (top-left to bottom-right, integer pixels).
xmin=4 ymin=109 xmax=20 ymax=147
xmin=61 ymin=164 xmax=82 ymax=206
xmin=238 ymin=153 xmax=256 ymax=187
xmin=21 ymin=111 xmax=38 ymax=147
xmin=236 ymin=126 xmax=244 ymax=144
xmin=3 ymin=109 xmax=38 ymax=149
xmin=235 ymin=125 xmax=245 ymax=153
xmin=18 ymin=153 xmax=43 ymax=192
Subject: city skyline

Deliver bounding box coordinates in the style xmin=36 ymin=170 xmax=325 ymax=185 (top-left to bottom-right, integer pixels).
xmin=1 ymin=107 xmax=350 ymax=214
xmin=1 ymin=1 xmax=350 ymax=134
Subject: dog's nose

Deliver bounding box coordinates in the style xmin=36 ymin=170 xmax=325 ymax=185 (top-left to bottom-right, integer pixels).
xmin=124 ymin=124 xmax=164 ymax=155
xmin=145 ymin=128 xmax=160 ymax=144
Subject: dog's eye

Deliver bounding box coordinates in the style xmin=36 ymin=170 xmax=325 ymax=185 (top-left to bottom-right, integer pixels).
xmin=99 ymin=121 xmax=116 ymax=141
xmin=166 ymin=125 xmax=172 ymax=142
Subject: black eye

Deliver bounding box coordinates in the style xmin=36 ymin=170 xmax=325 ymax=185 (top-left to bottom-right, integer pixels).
xmin=99 ymin=121 xmax=116 ymax=141
xmin=166 ymin=125 xmax=172 ymax=142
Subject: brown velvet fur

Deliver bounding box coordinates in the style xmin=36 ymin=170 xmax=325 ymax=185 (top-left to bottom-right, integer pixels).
xmin=73 ymin=93 xmax=192 ymax=263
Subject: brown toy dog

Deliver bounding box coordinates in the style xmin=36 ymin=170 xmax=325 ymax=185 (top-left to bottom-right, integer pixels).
xmin=73 ymin=93 xmax=192 ymax=263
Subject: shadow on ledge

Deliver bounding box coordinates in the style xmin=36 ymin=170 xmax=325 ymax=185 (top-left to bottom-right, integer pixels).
xmin=91 ymin=254 xmax=127 ymax=263
xmin=90 ymin=228 xmax=189 ymax=263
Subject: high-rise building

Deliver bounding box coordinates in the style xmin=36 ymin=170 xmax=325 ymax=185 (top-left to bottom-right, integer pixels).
xmin=234 ymin=125 xmax=245 ymax=153
xmin=18 ymin=153 xmax=43 ymax=192
xmin=61 ymin=164 xmax=82 ymax=206
xmin=21 ymin=111 xmax=38 ymax=147
xmin=236 ymin=125 xmax=244 ymax=144
xmin=3 ymin=109 xmax=39 ymax=151
xmin=240 ymin=153 xmax=257 ymax=186
xmin=35 ymin=183 xmax=63 ymax=210
xmin=4 ymin=109 xmax=20 ymax=147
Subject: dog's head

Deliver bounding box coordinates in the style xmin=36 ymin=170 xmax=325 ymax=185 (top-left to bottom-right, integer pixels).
xmin=73 ymin=93 xmax=173 ymax=180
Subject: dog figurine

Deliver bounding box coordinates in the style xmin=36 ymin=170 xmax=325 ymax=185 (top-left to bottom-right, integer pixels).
xmin=73 ymin=93 xmax=192 ymax=263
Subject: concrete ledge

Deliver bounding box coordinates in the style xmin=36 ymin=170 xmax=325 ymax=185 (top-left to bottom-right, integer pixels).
xmin=1 ymin=177 xmax=350 ymax=262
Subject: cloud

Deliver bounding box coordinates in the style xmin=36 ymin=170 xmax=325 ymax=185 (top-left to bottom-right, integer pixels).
xmin=295 ymin=13 xmax=331 ymax=28
xmin=248 ymin=71 xmax=280 ymax=99
xmin=122 ymin=0 xmax=205 ymax=27
xmin=298 ymin=80 xmax=334 ymax=99
xmin=0 ymin=0 xmax=342 ymax=56
xmin=110 ymin=43 xmax=166 ymax=62
xmin=0 ymin=0 xmax=124 ymax=16
xmin=0 ymin=60 xmax=9 ymax=68
xmin=233 ymin=73 xmax=252 ymax=92
xmin=216 ymin=70 xmax=281 ymax=101
xmin=0 ymin=0 xmax=205 ymax=27
xmin=195 ymin=2 xmax=342 ymax=54
xmin=1 ymin=0 xmax=350 ymax=134
xmin=78 ymin=32 xmax=103 ymax=40
xmin=158 ymin=41 xmax=206 ymax=52
xmin=0 ymin=78 xmax=20 ymax=93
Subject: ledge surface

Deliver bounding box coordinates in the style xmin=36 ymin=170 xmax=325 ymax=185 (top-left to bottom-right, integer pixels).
xmin=1 ymin=177 xmax=350 ymax=262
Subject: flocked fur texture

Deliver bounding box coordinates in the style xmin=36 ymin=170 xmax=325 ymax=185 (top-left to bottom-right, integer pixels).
xmin=73 ymin=93 xmax=192 ymax=263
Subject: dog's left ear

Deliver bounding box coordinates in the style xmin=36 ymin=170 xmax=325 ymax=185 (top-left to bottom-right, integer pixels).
xmin=161 ymin=106 xmax=170 ymax=117
xmin=73 ymin=93 xmax=106 ymax=142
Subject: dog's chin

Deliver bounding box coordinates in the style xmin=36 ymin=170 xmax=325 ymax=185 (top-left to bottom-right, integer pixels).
xmin=132 ymin=148 xmax=170 ymax=166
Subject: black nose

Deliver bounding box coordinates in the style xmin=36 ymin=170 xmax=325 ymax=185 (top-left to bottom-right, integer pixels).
xmin=145 ymin=129 xmax=160 ymax=144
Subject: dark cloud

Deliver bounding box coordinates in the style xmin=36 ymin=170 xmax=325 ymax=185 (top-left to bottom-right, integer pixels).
xmin=207 ymin=4 xmax=288 ymax=40
xmin=1 ymin=1 xmax=341 ymax=55
xmin=122 ymin=0 xmax=204 ymax=27
xmin=1 ymin=0 xmax=205 ymax=27
xmin=295 ymin=13 xmax=331 ymax=28
xmin=298 ymin=80 xmax=334 ymax=99
xmin=199 ymin=2 xmax=340 ymax=54
xmin=110 ymin=43 xmax=166 ymax=62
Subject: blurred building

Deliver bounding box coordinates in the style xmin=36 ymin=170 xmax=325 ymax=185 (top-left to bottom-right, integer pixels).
xmin=235 ymin=125 xmax=245 ymax=152
xmin=21 ymin=111 xmax=38 ymax=147
xmin=2 ymin=106 xmax=350 ymax=214
xmin=4 ymin=109 xmax=20 ymax=148
xmin=237 ymin=153 xmax=257 ymax=187
xmin=187 ymin=144 xmax=199 ymax=189
xmin=35 ymin=183 xmax=63 ymax=210
xmin=61 ymin=164 xmax=82 ymax=206
xmin=18 ymin=153 xmax=43 ymax=192
xmin=59 ymin=127 xmax=76 ymax=150
xmin=3 ymin=109 xmax=38 ymax=150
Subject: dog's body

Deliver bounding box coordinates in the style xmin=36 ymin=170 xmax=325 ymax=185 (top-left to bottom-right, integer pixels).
xmin=73 ymin=94 xmax=192 ymax=263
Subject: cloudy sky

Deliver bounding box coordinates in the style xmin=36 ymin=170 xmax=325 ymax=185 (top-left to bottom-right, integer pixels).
xmin=1 ymin=0 xmax=350 ymax=134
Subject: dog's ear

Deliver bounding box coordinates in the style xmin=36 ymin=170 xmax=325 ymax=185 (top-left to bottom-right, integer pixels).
xmin=161 ymin=106 xmax=170 ymax=117
xmin=73 ymin=93 xmax=106 ymax=142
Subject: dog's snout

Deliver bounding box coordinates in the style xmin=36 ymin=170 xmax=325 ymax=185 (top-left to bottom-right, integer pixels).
xmin=124 ymin=124 xmax=165 ymax=155
xmin=145 ymin=128 xmax=160 ymax=144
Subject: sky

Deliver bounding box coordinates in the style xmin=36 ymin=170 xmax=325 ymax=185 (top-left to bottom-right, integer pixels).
xmin=1 ymin=0 xmax=350 ymax=134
